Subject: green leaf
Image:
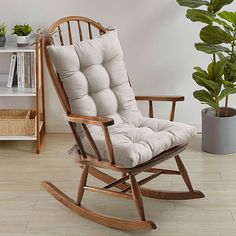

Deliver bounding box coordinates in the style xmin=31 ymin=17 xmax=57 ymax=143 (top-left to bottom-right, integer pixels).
xmin=218 ymin=11 xmax=236 ymax=27
xmin=193 ymin=90 xmax=219 ymax=109
xmin=219 ymin=87 xmax=236 ymax=100
xmin=193 ymin=72 xmax=221 ymax=94
xmin=186 ymin=9 xmax=213 ymax=24
xmin=195 ymin=42 xmax=230 ymax=54
xmin=193 ymin=66 xmax=213 ymax=79
xmin=211 ymin=0 xmax=234 ymax=13
xmin=213 ymin=18 xmax=234 ymax=31
xmin=207 ymin=60 xmax=226 ymax=79
xmin=200 ymin=25 xmax=236 ymax=44
xmin=216 ymin=52 xmax=226 ymax=60
xmin=194 ymin=66 xmax=210 ymax=76
xmin=229 ymin=75 xmax=236 ymax=83
xmin=219 ymin=78 xmax=235 ymax=88
xmin=226 ymin=62 xmax=236 ymax=73
xmin=176 ymin=0 xmax=209 ymax=8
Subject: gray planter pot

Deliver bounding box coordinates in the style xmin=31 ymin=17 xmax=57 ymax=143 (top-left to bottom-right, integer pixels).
xmin=202 ymin=107 xmax=236 ymax=154
xmin=0 ymin=36 xmax=6 ymax=47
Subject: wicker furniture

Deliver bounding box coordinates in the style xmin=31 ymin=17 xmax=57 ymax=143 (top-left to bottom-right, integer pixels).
xmin=0 ymin=109 xmax=36 ymax=136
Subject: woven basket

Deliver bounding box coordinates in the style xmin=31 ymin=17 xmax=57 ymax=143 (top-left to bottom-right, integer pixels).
xmin=0 ymin=109 xmax=36 ymax=136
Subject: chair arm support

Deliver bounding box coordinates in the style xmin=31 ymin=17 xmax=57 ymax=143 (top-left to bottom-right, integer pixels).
xmin=135 ymin=96 xmax=184 ymax=121
xmin=135 ymin=96 xmax=184 ymax=102
xmin=66 ymin=114 xmax=114 ymax=127
xmin=67 ymin=113 xmax=115 ymax=164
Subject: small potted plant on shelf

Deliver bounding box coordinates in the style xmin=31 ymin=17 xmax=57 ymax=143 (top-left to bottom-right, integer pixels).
xmin=12 ymin=24 xmax=32 ymax=46
xmin=0 ymin=22 xmax=7 ymax=47
xmin=177 ymin=0 xmax=236 ymax=154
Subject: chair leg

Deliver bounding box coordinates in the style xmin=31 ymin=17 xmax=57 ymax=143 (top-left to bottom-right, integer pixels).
xmin=121 ymin=172 xmax=127 ymax=184
xmin=130 ymin=174 xmax=146 ymax=221
xmin=175 ymin=155 xmax=193 ymax=191
xmin=77 ymin=165 xmax=89 ymax=206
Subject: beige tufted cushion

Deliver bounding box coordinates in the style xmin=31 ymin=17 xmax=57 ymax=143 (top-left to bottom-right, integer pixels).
xmin=48 ymin=30 xmax=196 ymax=168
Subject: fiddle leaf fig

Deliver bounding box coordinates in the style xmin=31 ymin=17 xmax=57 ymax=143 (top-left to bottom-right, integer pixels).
xmin=226 ymin=62 xmax=236 ymax=73
xmin=195 ymin=43 xmax=231 ymax=54
xmin=219 ymin=78 xmax=235 ymax=87
xmin=176 ymin=0 xmax=209 ymax=8
xmin=193 ymin=90 xmax=219 ymax=109
xmin=186 ymin=9 xmax=213 ymax=24
xmin=218 ymin=11 xmax=236 ymax=26
xmin=194 ymin=66 xmax=210 ymax=76
xmin=200 ymin=25 xmax=236 ymax=44
xmin=177 ymin=0 xmax=236 ymax=116
xmin=211 ymin=0 xmax=234 ymax=13
xmin=219 ymin=87 xmax=236 ymax=100
xmin=207 ymin=60 xmax=226 ymax=79
xmin=213 ymin=18 xmax=234 ymax=31
xmin=193 ymin=72 xmax=221 ymax=94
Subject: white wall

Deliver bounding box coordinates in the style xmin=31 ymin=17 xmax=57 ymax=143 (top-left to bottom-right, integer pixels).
xmin=1 ymin=0 xmax=236 ymax=132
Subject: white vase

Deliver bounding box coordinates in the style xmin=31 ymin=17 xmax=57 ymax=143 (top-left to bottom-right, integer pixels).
xmin=17 ymin=35 xmax=30 ymax=46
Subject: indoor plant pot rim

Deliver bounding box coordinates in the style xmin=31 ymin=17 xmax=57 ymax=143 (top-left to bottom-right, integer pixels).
xmin=202 ymin=107 xmax=236 ymax=119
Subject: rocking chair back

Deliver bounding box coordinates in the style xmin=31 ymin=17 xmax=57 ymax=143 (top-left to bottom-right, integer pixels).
xmin=44 ymin=16 xmax=107 ymax=114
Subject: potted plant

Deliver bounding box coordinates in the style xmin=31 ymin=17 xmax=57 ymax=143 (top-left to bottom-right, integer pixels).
xmin=176 ymin=0 xmax=236 ymax=154
xmin=0 ymin=22 xmax=7 ymax=47
xmin=12 ymin=24 xmax=32 ymax=46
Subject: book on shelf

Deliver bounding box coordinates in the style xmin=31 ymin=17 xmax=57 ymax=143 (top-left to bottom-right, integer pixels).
xmin=7 ymin=52 xmax=36 ymax=89
xmin=26 ymin=53 xmax=31 ymax=88
xmin=30 ymin=53 xmax=35 ymax=89
xmin=20 ymin=52 xmax=25 ymax=88
xmin=16 ymin=52 xmax=21 ymax=88
xmin=7 ymin=53 xmax=17 ymax=88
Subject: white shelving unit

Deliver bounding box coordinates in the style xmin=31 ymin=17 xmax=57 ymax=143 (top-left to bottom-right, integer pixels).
xmin=0 ymin=40 xmax=46 ymax=153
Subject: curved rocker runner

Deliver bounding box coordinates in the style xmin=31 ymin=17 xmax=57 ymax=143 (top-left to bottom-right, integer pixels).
xmin=41 ymin=16 xmax=205 ymax=230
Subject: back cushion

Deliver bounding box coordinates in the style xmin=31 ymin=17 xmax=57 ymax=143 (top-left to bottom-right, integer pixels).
xmin=47 ymin=30 xmax=142 ymax=125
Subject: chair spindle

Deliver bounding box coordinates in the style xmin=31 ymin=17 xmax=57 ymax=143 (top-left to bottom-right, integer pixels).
xmin=88 ymin=23 xmax=93 ymax=39
xmin=58 ymin=26 xmax=64 ymax=46
xmin=77 ymin=20 xmax=83 ymax=41
xmin=103 ymin=126 xmax=115 ymax=164
xmin=67 ymin=21 xmax=73 ymax=44
xmin=81 ymin=124 xmax=102 ymax=161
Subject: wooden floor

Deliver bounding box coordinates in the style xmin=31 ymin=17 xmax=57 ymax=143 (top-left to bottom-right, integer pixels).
xmin=0 ymin=134 xmax=236 ymax=235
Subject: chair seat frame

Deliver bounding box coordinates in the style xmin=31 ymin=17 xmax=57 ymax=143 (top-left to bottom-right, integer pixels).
xmin=42 ymin=16 xmax=204 ymax=230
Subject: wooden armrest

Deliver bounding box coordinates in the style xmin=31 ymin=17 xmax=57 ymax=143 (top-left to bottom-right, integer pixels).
xmin=135 ymin=96 xmax=184 ymax=121
xmin=66 ymin=114 xmax=114 ymax=127
xmin=135 ymin=96 xmax=184 ymax=102
xmin=67 ymin=113 xmax=115 ymax=164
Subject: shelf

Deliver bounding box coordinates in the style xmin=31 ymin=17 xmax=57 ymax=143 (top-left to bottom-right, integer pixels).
xmin=0 ymin=121 xmax=43 ymax=140
xmin=0 ymin=42 xmax=36 ymax=53
xmin=0 ymin=38 xmax=46 ymax=153
xmin=0 ymin=74 xmax=36 ymax=97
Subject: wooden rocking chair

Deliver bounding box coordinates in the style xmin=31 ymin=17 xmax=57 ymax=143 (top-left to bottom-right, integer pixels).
xmin=42 ymin=16 xmax=204 ymax=230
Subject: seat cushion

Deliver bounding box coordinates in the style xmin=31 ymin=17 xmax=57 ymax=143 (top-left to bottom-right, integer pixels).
xmin=82 ymin=117 xmax=196 ymax=168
